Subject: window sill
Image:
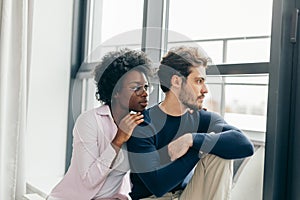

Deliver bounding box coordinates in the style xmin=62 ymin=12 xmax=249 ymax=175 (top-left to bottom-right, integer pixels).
xmin=26 ymin=176 xmax=63 ymax=199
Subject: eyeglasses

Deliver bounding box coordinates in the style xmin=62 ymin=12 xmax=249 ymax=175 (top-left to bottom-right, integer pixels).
xmin=128 ymin=84 xmax=154 ymax=96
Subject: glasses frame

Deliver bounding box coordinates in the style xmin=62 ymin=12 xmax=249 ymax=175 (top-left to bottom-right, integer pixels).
xmin=127 ymin=84 xmax=154 ymax=96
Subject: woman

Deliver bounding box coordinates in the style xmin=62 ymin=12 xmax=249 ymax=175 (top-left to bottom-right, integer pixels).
xmin=47 ymin=49 xmax=153 ymax=200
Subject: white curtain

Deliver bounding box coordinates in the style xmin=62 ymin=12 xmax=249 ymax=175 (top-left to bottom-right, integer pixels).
xmin=0 ymin=0 xmax=33 ymax=199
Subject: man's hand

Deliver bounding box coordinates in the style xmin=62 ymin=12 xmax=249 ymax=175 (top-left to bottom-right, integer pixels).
xmin=112 ymin=112 xmax=144 ymax=150
xmin=168 ymin=133 xmax=193 ymax=161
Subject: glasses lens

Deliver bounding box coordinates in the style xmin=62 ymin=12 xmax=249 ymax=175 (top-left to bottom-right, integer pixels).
xmin=135 ymin=85 xmax=153 ymax=96
xmin=148 ymin=85 xmax=154 ymax=94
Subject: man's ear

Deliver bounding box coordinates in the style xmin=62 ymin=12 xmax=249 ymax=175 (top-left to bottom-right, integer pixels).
xmin=170 ymin=75 xmax=182 ymax=88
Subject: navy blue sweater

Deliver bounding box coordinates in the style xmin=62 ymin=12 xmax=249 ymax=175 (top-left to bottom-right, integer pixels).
xmin=126 ymin=105 xmax=254 ymax=200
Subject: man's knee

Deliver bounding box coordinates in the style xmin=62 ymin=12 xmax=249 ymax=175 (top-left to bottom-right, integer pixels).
xmin=203 ymin=154 xmax=232 ymax=163
xmin=199 ymin=155 xmax=233 ymax=172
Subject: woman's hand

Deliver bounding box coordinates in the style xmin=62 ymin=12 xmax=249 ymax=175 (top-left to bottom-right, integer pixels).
xmin=112 ymin=112 xmax=144 ymax=149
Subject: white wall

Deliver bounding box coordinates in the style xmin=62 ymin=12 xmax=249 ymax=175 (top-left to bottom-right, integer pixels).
xmin=26 ymin=0 xmax=73 ymax=180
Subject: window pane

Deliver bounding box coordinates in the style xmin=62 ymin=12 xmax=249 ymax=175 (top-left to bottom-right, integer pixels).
xmin=86 ymin=78 xmax=99 ymax=110
xmin=100 ymin=0 xmax=143 ymax=43
xmin=204 ymin=75 xmax=269 ymax=132
xmin=168 ymin=41 xmax=223 ymax=64
xmin=203 ymin=76 xmax=224 ymax=113
xmin=89 ymin=0 xmax=144 ymax=62
xmin=224 ymin=85 xmax=268 ymax=132
xmin=227 ymin=38 xmax=271 ymax=63
xmin=168 ymin=0 xmax=273 ymax=64
xmin=224 ymin=75 xmax=268 ymax=132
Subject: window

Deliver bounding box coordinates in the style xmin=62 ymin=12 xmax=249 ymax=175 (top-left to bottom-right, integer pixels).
xmin=86 ymin=0 xmax=144 ymax=62
xmin=72 ymin=1 xmax=274 ymax=199
xmin=79 ymin=0 xmax=145 ymax=112
xmin=165 ymin=1 xmax=272 ymax=198
xmin=204 ymin=75 xmax=268 ymax=134
xmin=166 ymin=0 xmax=273 ymax=137
xmin=168 ymin=0 xmax=273 ymax=64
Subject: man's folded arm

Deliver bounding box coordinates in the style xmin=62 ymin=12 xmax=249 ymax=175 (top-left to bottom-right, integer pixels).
xmin=192 ymin=111 xmax=254 ymax=159
xmin=192 ymin=129 xmax=254 ymax=159
xmin=127 ymin=127 xmax=200 ymax=197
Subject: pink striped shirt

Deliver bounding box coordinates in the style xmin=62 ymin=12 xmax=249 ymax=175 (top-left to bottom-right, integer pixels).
xmin=48 ymin=105 xmax=131 ymax=200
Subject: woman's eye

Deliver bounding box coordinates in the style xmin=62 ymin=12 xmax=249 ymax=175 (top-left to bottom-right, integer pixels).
xmin=134 ymin=86 xmax=141 ymax=91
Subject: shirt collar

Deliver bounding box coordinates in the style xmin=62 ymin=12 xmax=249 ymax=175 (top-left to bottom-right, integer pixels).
xmin=96 ymin=105 xmax=112 ymax=117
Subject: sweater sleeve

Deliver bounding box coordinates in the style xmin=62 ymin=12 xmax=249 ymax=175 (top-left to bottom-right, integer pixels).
xmin=191 ymin=110 xmax=254 ymax=159
xmin=127 ymin=125 xmax=200 ymax=198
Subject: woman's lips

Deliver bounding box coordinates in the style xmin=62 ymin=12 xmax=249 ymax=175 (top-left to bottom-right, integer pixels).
xmin=140 ymin=102 xmax=148 ymax=107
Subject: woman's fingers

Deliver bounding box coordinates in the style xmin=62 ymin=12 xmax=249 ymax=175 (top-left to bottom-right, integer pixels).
xmin=119 ymin=112 xmax=144 ymax=134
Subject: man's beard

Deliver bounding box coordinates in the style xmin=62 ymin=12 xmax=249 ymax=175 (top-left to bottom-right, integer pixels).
xmin=178 ymin=86 xmax=199 ymax=111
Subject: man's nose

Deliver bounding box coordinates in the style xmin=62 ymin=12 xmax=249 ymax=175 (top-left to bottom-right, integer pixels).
xmin=201 ymin=83 xmax=208 ymax=93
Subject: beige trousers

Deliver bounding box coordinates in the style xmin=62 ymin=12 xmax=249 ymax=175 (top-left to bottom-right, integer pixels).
xmin=141 ymin=155 xmax=233 ymax=200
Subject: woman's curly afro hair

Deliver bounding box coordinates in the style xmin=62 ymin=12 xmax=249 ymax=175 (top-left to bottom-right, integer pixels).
xmin=93 ymin=48 xmax=152 ymax=105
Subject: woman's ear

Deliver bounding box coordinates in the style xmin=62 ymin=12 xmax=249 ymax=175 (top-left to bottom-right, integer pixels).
xmin=170 ymin=75 xmax=182 ymax=88
xmin=113 ymin=91 xmax=120 ymax=100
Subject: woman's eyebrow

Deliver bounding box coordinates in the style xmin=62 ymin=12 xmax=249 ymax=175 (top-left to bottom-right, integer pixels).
xmin=128 ymin=81 xmax=148 ymax=84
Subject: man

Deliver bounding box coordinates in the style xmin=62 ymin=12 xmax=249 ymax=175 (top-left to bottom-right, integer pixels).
xmin=126 ymin=46 xmax=254 ymax=200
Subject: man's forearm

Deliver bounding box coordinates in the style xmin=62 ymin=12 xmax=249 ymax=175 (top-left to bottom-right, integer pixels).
xmin=192 ymin=130 xmax=254 ymax=159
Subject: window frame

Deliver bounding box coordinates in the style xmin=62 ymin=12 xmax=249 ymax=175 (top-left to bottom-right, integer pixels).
xmin=69 ymin=1 xmax=300 ymax=200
